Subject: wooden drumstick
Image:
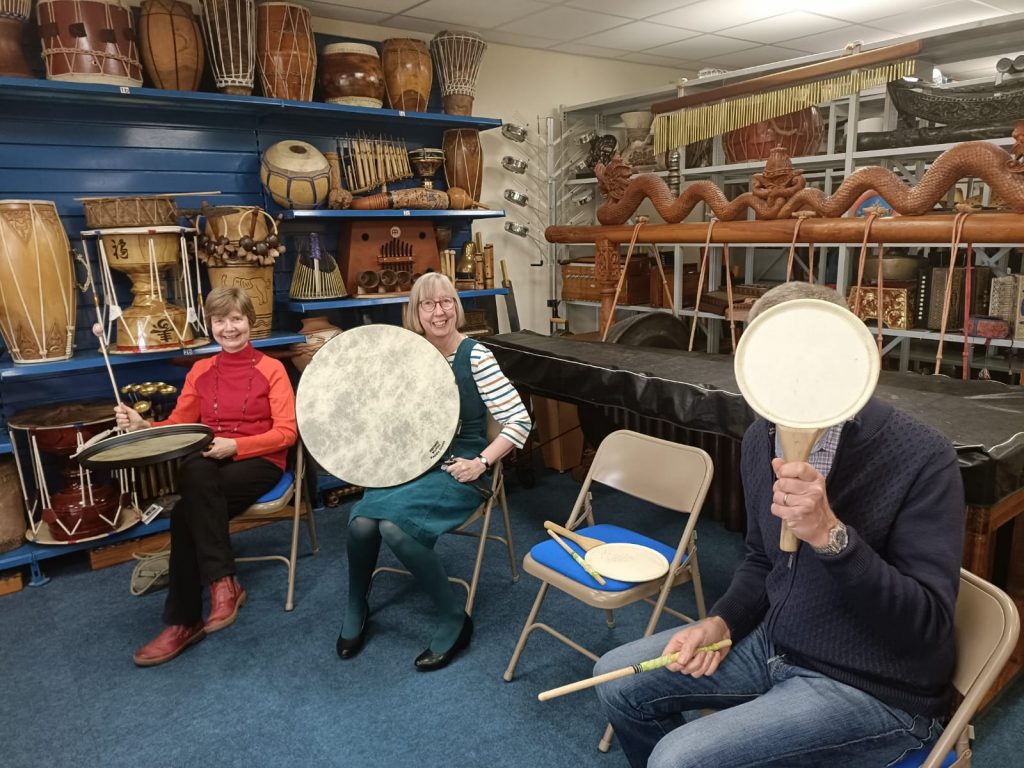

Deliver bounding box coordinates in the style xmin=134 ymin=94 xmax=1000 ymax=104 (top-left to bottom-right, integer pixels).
xmin=547 ymin=529 xmax=606 ymax=586
xmin=537 ymin=639 xmax=733 ymax=702
xmin=91 ymin=323 xmax=122 ymax=408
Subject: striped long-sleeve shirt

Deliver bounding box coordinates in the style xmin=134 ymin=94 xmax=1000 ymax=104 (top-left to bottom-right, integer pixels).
xmin=448 ymin=341 xmax=531 ymax=448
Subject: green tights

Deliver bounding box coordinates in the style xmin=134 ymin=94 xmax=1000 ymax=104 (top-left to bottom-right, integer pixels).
xmin=342 ymin=515 xmax=465 ymax=653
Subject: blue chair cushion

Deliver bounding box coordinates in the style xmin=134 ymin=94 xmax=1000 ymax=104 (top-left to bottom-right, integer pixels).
xmin=888 ymin=747 xmax=956 ymax=768
xmin=529 ymin=524 xmax=682 ymax=592
xmin=255 ymin=470 xmax=294 ymax=504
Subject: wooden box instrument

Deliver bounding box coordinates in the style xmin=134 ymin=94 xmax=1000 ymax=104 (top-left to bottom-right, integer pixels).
xmin=338 ymin=219 xmax=440 ymax=294
xmin=925 ymin=267 xmax=992 ymax=331
xmin=700 ymin=284 xmax=770 ymax=321
xmin=651 ymin=265 xmax=699 ymax=309
xmin=988 ymin=274 xmax=1024 ymax=341
xmin=848 ymin=283 xmax=917 ymax=330
xmin=560 ymin=258 xmax=650 ymax=304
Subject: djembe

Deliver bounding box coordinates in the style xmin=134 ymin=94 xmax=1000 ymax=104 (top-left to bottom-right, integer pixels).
xmin=199 ymin=0 xmax=255 ymax=95
xmin=430 ymin=30 xmax=486 ymax=116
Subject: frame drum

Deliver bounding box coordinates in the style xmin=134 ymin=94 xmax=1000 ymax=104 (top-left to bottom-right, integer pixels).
xmin=77 ymin=423 xmax=214 ymax=470
xmin=296 ymin=325 xmax=459 ymax=488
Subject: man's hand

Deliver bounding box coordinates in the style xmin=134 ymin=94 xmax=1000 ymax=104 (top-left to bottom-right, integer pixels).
xmin=202 ymin=437 xmax=238 ymax=460
xmin=663 ymin=615 xmax=731 ymax=678
xmin=771 ymin=458 xmax=839 ymax=549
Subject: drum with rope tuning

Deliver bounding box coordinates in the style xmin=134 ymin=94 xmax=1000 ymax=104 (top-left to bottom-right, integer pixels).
xmin=36 ymin=0 xmax=143 ymax=86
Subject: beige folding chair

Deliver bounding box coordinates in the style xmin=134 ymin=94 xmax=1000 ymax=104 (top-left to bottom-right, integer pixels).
xmin=892 ymin=568 xmax=1021 ymax=768
xmin=371 ymin=415 xmax=518 ymax=616
xmin=503 ymin=429 xmax=713 ymax=751
xmin=234 ymin=441 xmax=319 ymax=611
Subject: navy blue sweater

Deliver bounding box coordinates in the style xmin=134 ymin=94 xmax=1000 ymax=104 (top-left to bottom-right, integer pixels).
xmin=710 ymin=399 xmax=964 ymax=717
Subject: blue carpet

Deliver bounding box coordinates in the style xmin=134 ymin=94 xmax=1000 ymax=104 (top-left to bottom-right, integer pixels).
xmin=0 ymin=467 xmax=1019 ymax=767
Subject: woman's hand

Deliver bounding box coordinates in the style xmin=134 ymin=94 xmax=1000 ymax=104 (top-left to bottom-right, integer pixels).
xmin=114 ymin=404 xmax=149 ymax=432
xmin=202 ymin=437 xmax=238 ymax=460
xmin=662 ymin=616 xmax=731 ymax=678
xmin=443 ymin=456 xmax=486 ymax=484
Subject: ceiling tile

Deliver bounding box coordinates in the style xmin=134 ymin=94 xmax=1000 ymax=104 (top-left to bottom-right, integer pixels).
xmin=723 ymin=12 xmax=849 ymax=44
xmin=704 ymin=44 xmax=812 ymax=70
xmin=563 ymin=0 xmax=702 ymax=19
xmin=649 ymin=34 xmax=755 ymax=60
xmin=497 ymin=5 xmax=631 ymax=40
xmin=806 ymin=0 xmax=957 ymax=24
xmin=379 ymin=14 xmax=452 ymax=35
xmin=984 ymin=0 xmax=1024 ymax=11
xmin=619 ymin=51 xmax=696 ymax=67
xmin=305 ymin=3 xmax=392 ymax=25
xmin=781 ymin=24 xmax=894 ymax=54
xmin=574 ymin=21 xmax=700 ymax=51
xmin=869 ymin=1 xmax=1002 ymax=35
xmin=548 ymin=42 xmax=632 ymax=59
xmin=407 ymin=0 xmax=550 ymax=29
xmin=483 ymin=30 xmax=560 ymax=49
xmin=649 ymin=0 xmax=791 ymax=33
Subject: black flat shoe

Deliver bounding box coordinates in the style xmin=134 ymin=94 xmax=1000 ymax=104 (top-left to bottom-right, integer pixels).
xmin=337 ymin=611 xmax=369 ymax=660
xmin=414 ymin=613 xmax=473 ymax=672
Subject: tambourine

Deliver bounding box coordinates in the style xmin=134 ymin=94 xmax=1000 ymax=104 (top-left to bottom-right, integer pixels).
xmin=296 ymin=325 xmax=459 ymax=488
xmin=76 ymin=423 xmax=214 ymax=470
xmin=734 ymin=298 xmax=879 ymax=551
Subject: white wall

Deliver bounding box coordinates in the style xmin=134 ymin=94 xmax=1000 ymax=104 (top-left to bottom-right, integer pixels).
xmin=312 ymin=18 xmax=680 ymax=333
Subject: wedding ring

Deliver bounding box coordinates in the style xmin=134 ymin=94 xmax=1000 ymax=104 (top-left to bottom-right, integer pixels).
xmin=783 ymin=493 xmax=790 ymax=506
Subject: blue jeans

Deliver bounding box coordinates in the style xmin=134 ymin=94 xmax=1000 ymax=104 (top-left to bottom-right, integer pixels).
xmin=595 ymin=624 xmax=942 ymax=768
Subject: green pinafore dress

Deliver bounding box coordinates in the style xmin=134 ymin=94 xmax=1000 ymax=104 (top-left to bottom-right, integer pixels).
xmin=350 ymin=337 xmax=488 ymax=547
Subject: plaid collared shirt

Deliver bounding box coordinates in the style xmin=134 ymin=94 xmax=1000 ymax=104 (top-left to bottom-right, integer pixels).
xmin=773 ymin=422 xmax=844 ymax=477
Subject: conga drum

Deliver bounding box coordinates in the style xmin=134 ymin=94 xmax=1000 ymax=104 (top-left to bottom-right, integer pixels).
xmin=36 ymin=0 xmax=143 ymax=86
xmin=723 ymin=107 xmax=824 ymax=163
xmin=381 ymin=38 xmax=432 ymax=112
xmin=0 ymin=200 xmax=77 ymax=364
xmin=0 ymin=0 xmax=32 ymax=78
xmin=320 ymin=42 xmax=385 ymax=108
xmin=260 ymin=139 xmax=331 ymax=209
xmin=430 ymin=30 xmax=486 ymax=116
xmin=256 ymin=1 xmax=315 ymax=101
xmin=198 ymin=0 xmax=255 ymax=96
xmin=442 ymin=128 xmax=483 ymax=204
xmin=138 ymin=0 xmax=205 ymax=91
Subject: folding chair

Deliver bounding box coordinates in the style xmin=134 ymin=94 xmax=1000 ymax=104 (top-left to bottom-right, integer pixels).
xmin=890 ymin=568 xmax=1020 ymax=768
xmin=371 ymin=415 xmax=518 ymax=615
xmin=503 ymin=429 xmax=713 ymax=751
xmin=234 ymin=441 xmax=319 ymax=611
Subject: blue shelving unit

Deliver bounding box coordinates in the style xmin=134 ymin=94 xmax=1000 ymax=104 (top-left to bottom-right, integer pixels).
xmin=280 ymin=209 xmax=506 ymax=221
xmin=280 ymin=287 xmax=508 ymax=314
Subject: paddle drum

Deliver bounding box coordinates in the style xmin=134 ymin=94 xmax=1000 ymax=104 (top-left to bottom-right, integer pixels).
xmin=734 ymin=298 xmax=879 ymax=551
xmin=36 ymin=0 xmax=143 ymax=86
xmin=296 ymin=325 xmax=459 ymax=488
xmin=0 ymin=200 xmax=77 ymax=363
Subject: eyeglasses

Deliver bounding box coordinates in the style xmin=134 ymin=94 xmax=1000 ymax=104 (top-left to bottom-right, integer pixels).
xmin=419 ymin=297 xmax=456 ymax=312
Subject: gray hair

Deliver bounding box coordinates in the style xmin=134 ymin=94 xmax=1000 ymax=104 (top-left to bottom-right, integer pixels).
xmin=747 ymin=282 xmax=849 ymax=324
xmin=404 ymin=272 xmax=466 ymax=334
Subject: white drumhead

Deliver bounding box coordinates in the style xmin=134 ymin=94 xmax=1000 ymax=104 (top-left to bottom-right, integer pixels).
xmin=296 ymin=325 xmax=459 ymax=488
xmin=734 ymin=299 xmax=879 ymax=429
xmin=586 ymin=543 xmax=670 ymax=582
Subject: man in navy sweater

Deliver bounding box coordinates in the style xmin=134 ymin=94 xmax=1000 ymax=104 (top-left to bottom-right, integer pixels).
xmin=595 ymin=283 xmax=964 ymax=767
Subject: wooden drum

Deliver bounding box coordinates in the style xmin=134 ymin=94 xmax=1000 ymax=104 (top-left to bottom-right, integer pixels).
xmin=723 ymin=107 xmax=824 ymax=164
xmin=260 ymin=139 xmax=331 ymax=209
xmin=0 ymin=0 xmax=32 ymax=78
xmin=36 ymin=0 xmax=143 ymax=87
xmin=256 ymin=1 xmax=315 ymax=101
xmin=138 ymin=0 xmax=205 ymax=91
xmin=430 ymin=30 xmax=486 ymax=116
xmin=442 ymin=128 xmax=483 ymax=203
xmin=0 ymin=200 xmax=77 ymax=364
xmin=381 ymin=38 xmax=432 ymax=112
xmin=320 ymin=42 xmax=385 ymax=108
xmin=199 ymin=0 xmax=255 ymax=95
xmin=206 ymin=263 xmax=274 ymax=338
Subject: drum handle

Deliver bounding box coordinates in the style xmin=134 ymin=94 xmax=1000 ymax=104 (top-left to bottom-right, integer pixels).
xmin=243 ymin=206 xmax=279 ymax=238
xmin=73 ymin=248 xmax=92 ymax=293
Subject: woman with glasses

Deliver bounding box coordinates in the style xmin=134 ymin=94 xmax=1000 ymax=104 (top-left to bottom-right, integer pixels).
xmin=337 ymin=272 xmax=531 ymax=670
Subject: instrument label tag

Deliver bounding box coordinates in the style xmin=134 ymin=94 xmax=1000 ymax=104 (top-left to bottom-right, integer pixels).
xmin=141 ymin=503 xmax=163 ymax=525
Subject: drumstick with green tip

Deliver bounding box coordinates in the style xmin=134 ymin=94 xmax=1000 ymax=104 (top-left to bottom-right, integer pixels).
xmin=537 ymin=639 xmax=733 ymax=701
xmin=547 ymin=529 xmax=606 ymax=586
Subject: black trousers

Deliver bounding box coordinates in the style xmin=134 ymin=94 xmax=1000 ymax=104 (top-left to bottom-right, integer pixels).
xmin=163 ymin=455 xmax=282 ymax=626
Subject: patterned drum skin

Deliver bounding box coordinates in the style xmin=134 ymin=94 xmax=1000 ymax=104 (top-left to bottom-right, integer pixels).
xmin=320 ymin=42 xmax=385 ymax=108
xmin=36 ymin=0 xmax=143 ymax=87
xmin=296 ymin=325 xmax=459 ymax=488
xmin=138 ymin=0 xmax=205 ymax=91
xmin=0 ymin=200 xmax=77 ymax=363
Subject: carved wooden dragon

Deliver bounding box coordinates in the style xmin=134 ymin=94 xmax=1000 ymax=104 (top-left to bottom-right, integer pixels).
xmin=595 ymin=122 xmax=1024 ymax=225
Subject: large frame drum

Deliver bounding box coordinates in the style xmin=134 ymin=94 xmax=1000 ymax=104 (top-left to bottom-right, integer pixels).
xmin=256 ymin=1 xmax=315 ymax=101
xmin=0 ymin=0 xmax=32 ymax=77
xmin=0 ymin=200 xmax=78 ymax=363
xmin=83 ymin=225 xmax=208 ymax=354
xmin=199 ymin=0 xmax=255 ymax=95
xmin=8 ymin=403 xmax=138 ymax=544
xmin=36 ymin=0 xmax=143 ymax=86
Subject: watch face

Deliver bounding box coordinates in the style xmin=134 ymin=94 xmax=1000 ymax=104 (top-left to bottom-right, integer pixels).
xmin=830 ymin=523 xmax=848 ymax=553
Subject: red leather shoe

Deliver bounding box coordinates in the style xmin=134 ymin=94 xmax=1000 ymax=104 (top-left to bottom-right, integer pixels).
xmin=133 ymin=623 xmax=205 ymax=667
xmin=205 ymin=576 xmax=247 ymax=633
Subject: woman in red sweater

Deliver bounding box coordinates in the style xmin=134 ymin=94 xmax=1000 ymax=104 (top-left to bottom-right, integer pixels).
xmin=115 ymin=287 xmax=297 ymax=667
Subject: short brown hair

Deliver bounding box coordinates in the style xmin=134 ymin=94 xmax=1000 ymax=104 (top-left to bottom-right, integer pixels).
xmin=404 ymin=272 xmax=465 ymax=334
xmin=205 ymin=286 xmax=257 ymax=326
xmin=747 ymin=282 xmax=848 ymax=324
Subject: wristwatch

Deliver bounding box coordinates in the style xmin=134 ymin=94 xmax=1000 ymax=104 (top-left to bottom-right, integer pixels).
xmin=475 ymin=455 xmax=490 ymax=469
xmin=813 ymin=521 xmax=849 ymax=556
